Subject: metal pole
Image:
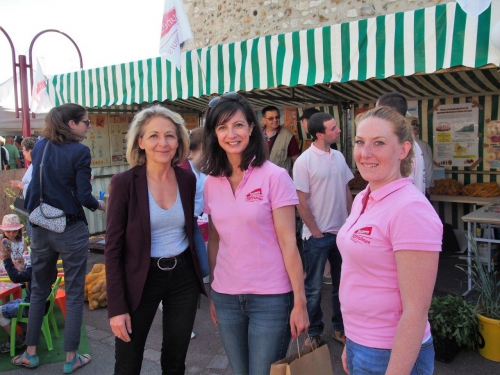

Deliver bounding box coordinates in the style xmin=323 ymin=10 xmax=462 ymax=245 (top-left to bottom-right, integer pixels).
xmin=28 ymin=29 xmax=84 ymax=113
xmin=18 ymin=55 xmax=31 ymax=137
xmin=0 ymin=26 xmax=20 ymax=117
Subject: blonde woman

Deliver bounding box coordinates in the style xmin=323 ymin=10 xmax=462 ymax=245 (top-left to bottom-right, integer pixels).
xmin=105 ymin=105 xmax=206 ymax=375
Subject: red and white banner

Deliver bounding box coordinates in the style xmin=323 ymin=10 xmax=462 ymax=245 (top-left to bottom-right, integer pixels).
xmin=30 ymin=59 xmax=52 ymax=114
xmin=159 ymin=0 xmax=193 ymax=70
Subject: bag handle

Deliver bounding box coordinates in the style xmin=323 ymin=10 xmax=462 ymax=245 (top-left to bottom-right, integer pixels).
xmin=37 ymin=141 xmax=65 ymax=219
xmin=38 ymin=141 xmax=49 ymax=204
xmin=286 ymin=334 xmax=313 ymax=359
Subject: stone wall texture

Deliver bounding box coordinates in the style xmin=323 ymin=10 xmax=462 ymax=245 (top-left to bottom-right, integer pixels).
xmin=183 ymin=0 xmax=455 ymax=49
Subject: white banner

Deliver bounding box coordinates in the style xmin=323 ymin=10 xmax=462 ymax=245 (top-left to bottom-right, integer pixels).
xmin=159 ymin=0 xmax=193 ymax=70
xmin=30 ymin=59 xmax=52 ymax=114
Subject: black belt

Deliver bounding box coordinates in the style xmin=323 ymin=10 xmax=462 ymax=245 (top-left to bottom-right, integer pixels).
xmin=151 ymin=248 xmax=190 ymax=271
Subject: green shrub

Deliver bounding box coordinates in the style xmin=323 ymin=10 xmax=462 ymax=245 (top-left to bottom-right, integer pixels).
xmin=429 ymin=295 xmax=477 ymax=350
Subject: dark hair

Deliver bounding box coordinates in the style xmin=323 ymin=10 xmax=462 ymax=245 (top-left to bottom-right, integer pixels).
xmin=262 ymin=105 xmax=279 ymax=117
xmin=307 ymin=112 xmax=333 ymax=141
xmin=15 ymin=137 xmax=22 ymax=146
xmin=202 ymin=94 xmax=267 ymax=177
xmin=189 ymin=127 xmax=204 ymax=152
xmin=42 ymin=103 xmax=87 ymax=144
xmin=359 ymin=107 xmax=414 ymax=177
xmin=376 ymin=92 xmax=408 ymax=117
xmin=126 ymin=105 xmax=189 ymax=167
xmin=21 ymin=137 xmax=37 ymax=151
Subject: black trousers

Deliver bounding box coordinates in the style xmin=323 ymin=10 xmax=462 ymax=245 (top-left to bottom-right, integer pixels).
xmin=114 ymin=252 xmax=200 ymax=375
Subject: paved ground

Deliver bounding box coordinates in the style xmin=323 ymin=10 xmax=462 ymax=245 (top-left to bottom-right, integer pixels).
xmin=2 ymin=245 xmax=500 ymax=374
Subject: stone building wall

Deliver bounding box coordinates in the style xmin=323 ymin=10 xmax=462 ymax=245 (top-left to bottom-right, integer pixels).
xmin=183 ymin=0 xmax=455 ymax=49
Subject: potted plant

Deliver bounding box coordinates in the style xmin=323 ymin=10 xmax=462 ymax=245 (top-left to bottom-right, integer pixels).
xmin=462 ymin=238 xmax=500 ymax=362
xmin=429 ymin=295 xmax=477 ymax=363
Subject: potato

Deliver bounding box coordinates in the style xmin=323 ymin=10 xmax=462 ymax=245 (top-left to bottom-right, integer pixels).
xmin=98 ymin=291 xmax=107 ymax=303
xmin=84 ymin=263 xmax=108 ymax=310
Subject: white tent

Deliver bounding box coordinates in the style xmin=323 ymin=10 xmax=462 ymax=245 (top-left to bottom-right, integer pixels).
xmin=0 ymin=78 xmax=46 ymax=134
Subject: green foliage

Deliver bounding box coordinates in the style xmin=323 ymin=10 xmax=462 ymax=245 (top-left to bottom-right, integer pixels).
xmin=429 ymin=295 xmax=478 ymax=350
xmin=459 ymin=237 xmax=500 ymax=320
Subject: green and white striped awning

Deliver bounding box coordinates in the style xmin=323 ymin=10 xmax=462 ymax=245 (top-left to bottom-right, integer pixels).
xmin=48 ymin=1 xmax=500 ymax=111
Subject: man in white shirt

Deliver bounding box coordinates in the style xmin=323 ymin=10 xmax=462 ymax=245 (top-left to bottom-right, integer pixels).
xmin=411 ymin=118 xmax=434 ymax=197
xmin=293 ymin=112 xmax=353 ymax=347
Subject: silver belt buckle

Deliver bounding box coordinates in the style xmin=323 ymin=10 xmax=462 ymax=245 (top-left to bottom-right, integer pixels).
xmin=157 ymin=256 xmax=177 ymax=271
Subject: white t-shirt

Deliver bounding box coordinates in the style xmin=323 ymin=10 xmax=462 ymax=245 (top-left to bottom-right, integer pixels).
xmin=410 ymin=141 xmax=425 ymax=194
xmin=293 ymin=143 xmax=354 ymax=239
xmin=415 ymin=138 xmax=434 ymax=189
xmin=188 ymin=160 xmax=206 ymax=216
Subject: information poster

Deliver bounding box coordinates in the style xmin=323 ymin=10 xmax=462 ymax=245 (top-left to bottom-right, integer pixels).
xmin=433 ymin=103 xmax=479 ymax=167
xmin=109 ymin=114 xmax=133 ymax=166
xmin=484 ymin=120 xmax=500 ymax=168
xmin=83 ymin=114 xmax=111 ymax=167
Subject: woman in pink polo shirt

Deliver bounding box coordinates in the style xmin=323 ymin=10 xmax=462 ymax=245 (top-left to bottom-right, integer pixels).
xmin=202 ymin=93 xmax=309 ymax=375
xmin=337 ymin=107 xmax=442 ymax=375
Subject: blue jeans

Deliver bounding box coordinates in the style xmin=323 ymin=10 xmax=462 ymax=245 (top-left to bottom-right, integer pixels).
xmin=346 ymin=337 xmax=435 ymax=375
xmin=211 ymin=290 xmax=293 ymax=375
xmin=1 ymin=298 xmax=27 ymax=320
xmin=193 ymin=222 xmax=209 ymax=278
xmin=303 ymin=232 xmax=343 ymax=335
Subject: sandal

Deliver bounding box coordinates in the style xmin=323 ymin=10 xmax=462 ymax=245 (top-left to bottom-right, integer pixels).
xmin=11 ymin=351 xmax=39 ymax=368
xmin=0 ymin=335 xmax=26 ymax=353
xmin=63 ymin=353 xmax=91 ymax=374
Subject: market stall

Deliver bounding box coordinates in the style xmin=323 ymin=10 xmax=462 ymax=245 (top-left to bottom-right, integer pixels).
xmin=44 ymin=1 xmax=500 ymax=234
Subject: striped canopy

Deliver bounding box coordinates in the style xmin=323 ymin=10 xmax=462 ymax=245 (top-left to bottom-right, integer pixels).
xmin=48 ymin=1 xmax=500 ymax=111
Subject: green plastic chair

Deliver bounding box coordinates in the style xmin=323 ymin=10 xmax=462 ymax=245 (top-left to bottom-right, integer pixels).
xmin=9 ymin=276 xmax=62 ymax=356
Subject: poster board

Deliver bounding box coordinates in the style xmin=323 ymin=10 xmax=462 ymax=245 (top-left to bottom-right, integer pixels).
xmin=433 ymin=103 xmax=479 ymax=167
xmin=109 ymin=114 xmax=133 ymax=166
xmin=484 ymin=120 xmax=500 ymax=168
xmin=83 ymin=114 xmax=111 ymax=167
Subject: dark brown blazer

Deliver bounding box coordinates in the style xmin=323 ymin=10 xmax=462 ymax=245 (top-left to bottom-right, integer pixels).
xmin=105 ymin=164 xmax=206 ymax=319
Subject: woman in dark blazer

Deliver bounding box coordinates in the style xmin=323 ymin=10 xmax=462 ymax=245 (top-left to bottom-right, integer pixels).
xmin=105 ymin=105 xmax=205 ymax=375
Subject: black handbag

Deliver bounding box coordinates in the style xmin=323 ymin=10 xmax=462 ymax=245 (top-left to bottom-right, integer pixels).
xmin=13 ymin=196 xmax=29 ymax=217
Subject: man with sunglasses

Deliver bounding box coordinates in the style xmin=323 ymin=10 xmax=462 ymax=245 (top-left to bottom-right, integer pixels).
xmin=262 ymin=106 xmax=300 ymax=175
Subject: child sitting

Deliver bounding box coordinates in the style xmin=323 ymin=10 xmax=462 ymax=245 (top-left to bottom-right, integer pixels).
xmin=0 ymin=214 xmax=30 ymax=353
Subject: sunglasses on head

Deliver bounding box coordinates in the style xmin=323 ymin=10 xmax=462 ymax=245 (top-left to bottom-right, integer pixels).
xmin=208 ymin=92 xmax=239 ymax=108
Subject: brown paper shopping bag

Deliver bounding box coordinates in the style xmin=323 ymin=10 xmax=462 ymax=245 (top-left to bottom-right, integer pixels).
xmin=270 ymin=342 xmax=333 ymax=375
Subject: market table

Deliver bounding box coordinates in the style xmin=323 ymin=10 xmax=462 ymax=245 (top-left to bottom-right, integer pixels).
xmin=461 ymin=200 xmax=500 ymax=296
xmin=430 ymin=195 xmax=498 ymax=210
xmin=0 ymin=281 xmax=22 ymax=305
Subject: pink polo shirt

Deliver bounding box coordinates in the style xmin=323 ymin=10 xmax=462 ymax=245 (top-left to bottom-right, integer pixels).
xmin=203 ymin=161 xmax=298 ymax=295
xmin=337 ymin=178 xmax=442 ymax=349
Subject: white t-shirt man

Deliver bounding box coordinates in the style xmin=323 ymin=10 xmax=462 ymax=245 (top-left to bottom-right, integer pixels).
xmin=293 ymin=144 xmax=354 ymax=239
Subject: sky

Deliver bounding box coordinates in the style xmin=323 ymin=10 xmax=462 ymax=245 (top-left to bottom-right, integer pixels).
xmin=0 ymin=0 xmax=165 ymax=85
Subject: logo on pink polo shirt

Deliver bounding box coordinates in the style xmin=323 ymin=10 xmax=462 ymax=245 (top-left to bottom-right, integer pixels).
xmin=246 ymin=188 xmax=264 ymax=202
xmin=351 ymin=226 xmax=372 ymax=244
